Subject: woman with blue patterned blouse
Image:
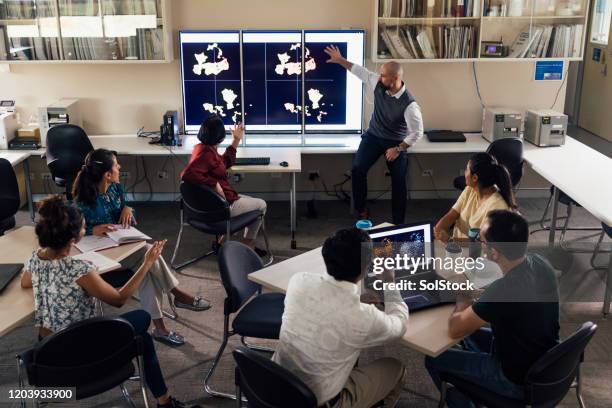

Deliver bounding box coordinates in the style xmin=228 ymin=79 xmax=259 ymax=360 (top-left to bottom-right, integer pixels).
xmin=20 ymin=196 xmax=195 ymax=408
xmin=72 ymin=149 xmax=210 ymax=346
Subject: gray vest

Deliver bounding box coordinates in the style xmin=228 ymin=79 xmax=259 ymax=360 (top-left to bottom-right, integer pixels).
xmin=368 ymin=82 xmax=415 ymax=141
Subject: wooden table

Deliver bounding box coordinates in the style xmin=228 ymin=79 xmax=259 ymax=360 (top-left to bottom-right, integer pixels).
xmin=248 ymin=233 xmax=462 ymax=358
xmin=0 ymin=226 xmax=146 ymax=337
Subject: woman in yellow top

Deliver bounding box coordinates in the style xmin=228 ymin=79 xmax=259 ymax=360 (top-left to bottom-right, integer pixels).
xmin=435 ymin=152 xmax=517 ymax=242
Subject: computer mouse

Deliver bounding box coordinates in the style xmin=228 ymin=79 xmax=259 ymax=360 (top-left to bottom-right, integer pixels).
xmin=280 ymin=161 xmax=289 ymax=167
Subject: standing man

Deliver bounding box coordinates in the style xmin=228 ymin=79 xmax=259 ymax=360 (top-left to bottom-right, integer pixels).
xmin=324 ymin=46 xmax=424 ymax=224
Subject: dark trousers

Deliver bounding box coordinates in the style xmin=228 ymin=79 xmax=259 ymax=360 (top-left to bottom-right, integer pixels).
xmin=352 ymin=131 xmax=408 ymax=224
xmin=424 ymin=328 xmax=524 ymax=408
xmin=119 ymin=310 xmax=168 ymax=398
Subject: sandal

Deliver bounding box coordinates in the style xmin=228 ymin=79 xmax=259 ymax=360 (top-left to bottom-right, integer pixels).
xmin=174 ymin=295 xmax=211 ymax=312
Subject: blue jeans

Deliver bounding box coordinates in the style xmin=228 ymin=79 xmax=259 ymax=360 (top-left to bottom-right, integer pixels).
xmin=425 ymin=328 xmax=524 ymax=408
xmin=352 ymin=131 xmax=408 ymax=225
xmin=119 ymin=310 xmax=168 ymax=398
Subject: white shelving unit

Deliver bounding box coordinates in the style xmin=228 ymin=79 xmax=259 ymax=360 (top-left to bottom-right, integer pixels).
xmin=0 ymin=0 xmax=173 ymax=63
xmin=373 ymin=0 xmax=590 ymax=62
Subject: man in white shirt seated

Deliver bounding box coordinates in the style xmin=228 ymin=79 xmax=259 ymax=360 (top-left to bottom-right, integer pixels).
xmin=272 ymin=228 xmax=409 ymax=408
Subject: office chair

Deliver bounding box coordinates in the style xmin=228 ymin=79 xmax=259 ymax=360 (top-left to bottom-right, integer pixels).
xmin=204 ymin=241 xmax=285 ymax=400
xmin=0 ymin=158 xmax=20 ymax=235
xmin=16 ymin=317 xmax=150 ymax=407
xmin=233 ymin=347 xmax=318 ymax=408
xmin=45 ymin=124 xmax=93 ymax=200
xmin=532 ymin=186 xmax=603 ymax=250
xmin=591 ymin=222 xmax=612 ymax=269
xmin=170 ymin=181 xmax=273 ymax=269
xmin=438 ymin=321 xmax=597 ymax=408
xmin=453 ymin=138 xmax=524 ymax=190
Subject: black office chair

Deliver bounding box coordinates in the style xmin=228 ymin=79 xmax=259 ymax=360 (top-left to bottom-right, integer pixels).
xmin=591 ymin=222 xmax=612 ymax=269
xmin=233 ymin=347 xmax=317 ymax=408
xmin=438 ymin=321 xmax=597 ymax=408
xmin=0 ymin=158 xmax=20 ymax=235
xmin=204 ymin=241 xmax=285 ymax=400
xmin=45 ymin=124 xmax=93 ymax=200
xmin=16 ymin=316 xmax=150 ymax=407
xmin=453 ymin=138 xmax=524 ymax=190
xmin=171 ymin=181 xmax=273 ymax=269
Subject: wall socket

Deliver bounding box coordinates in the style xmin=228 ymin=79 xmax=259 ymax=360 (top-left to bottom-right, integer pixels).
xmin=157 ymin=171 xmax=168 ymax=180
xmin=233 ymin=173 xmax=244 ymax=183
xmin=41 ymin=173 xmax=52 ymax=181
xmin=308 ymin=170 xmax=320 ymax=180
xmin=421 ymin=169 xmax=433 ymax=177
xmin=120 ymin=171 xmax=130 ymax=179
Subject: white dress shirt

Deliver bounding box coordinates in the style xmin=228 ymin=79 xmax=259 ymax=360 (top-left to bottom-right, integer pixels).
xmin=350 ymin=64 xmax=424 ymax=147
xmin=272 ymin=272 xmax=409 ymax=405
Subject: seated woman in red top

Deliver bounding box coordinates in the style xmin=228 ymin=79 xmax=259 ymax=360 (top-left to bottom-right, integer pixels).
xmin=181 ymin=115 xmax=267 ymax=254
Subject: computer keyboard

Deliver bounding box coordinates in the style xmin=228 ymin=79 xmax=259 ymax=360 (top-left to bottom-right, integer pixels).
xmin=235 ymin=157 xmax=271 ymax=166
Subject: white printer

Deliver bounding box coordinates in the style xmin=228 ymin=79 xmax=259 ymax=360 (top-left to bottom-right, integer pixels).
xmin=482 ymin=108 xmax=523 ymax=142
xmin=0 ymin=112 xmax=18 ymax=150
xmin=38 ymin=98 xmax=82 ymax=147
xmin=524 ymin=109 xmax=567 ymax=147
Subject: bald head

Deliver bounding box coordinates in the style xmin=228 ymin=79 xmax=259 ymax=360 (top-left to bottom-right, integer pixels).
xmin=382 ymin=61 xmax=403 ymax=78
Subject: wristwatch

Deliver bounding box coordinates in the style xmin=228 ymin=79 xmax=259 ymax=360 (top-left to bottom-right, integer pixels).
xmin=396 ymin=145 xmax=406 ymax=153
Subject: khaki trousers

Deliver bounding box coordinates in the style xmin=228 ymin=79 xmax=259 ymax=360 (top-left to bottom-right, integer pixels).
xmin=120 ymin=244 xmax=179 ymax=320
xmin=326 ymin=358 xmax=405 ymax=408
xmin=229 ymin=194 xmax=267 ymax=240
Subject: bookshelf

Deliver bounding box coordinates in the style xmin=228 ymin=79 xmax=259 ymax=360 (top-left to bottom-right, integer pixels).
xmin=0 ymin=0 xmax=173 ymax=63
xmin=373 ymin=0 xmax=590 ymax=62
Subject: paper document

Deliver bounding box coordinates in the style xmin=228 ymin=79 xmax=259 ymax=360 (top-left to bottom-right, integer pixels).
xmin=72 ymin=251 xmax=121 ymax=274
xmin=106 ymin=226 xmax=151 ymax=244
xmin=75 ymin=235 xmax=119 ymax=253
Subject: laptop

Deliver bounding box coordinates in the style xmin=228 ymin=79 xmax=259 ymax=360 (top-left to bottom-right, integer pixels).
xmin=367 ymin=221 xmax=435 ymax=276
xmin=426 ymin=130 xmax=466 ymax=143
xmin=366 ymin=222 xmax=457 ymax=311
xmin=0 ymin=263 xmax=24 ymax=294
xmin=399 ymin=271 xmax=457 ymax=311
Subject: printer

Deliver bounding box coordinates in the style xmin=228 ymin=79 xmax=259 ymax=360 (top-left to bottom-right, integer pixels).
xmin=524 ymin=109 xmax=567 ymax=147
xmin=38 ymin=98 xmax=82 ymax=147
xmin=482 ymin=108 xmax=523 ymax=142
xmin=0 ymin=112 xmax=18 ymax=150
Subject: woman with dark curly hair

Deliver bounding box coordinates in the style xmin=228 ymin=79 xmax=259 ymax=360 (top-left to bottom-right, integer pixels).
xmin=20 ymin=195 xmax=195 ymax=408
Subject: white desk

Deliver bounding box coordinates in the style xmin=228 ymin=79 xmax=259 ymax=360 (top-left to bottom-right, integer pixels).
xmin=248 ymin=232 xmax=461 ymax=358
xmin=523 ymin=137 xmax=612 ymax=314
xmin=0 ymin=226 xmax=146 ymax=337
xmin=0 ymin=151 xmax=35 ymax=222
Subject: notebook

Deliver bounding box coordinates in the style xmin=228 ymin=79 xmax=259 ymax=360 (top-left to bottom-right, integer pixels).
xmin=75 ymin=226 xmax=151 ymax=253
xmin=72 ymin=252 xmax=121 ymax=274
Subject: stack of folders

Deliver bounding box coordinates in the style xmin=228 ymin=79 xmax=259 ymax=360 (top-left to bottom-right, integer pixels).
xmin=380 ymin=24 xmax=477 ymax=59
xmin=75 ymin=226 xmax=151 ymax=253
xmin=380 ymin=0 xmax=481 ymax=18
xmin=509 ymin=24 xmax=584 ymax=58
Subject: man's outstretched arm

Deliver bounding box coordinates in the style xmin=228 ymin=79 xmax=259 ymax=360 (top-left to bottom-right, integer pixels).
xmin=324 ymin=45 xmax=378 ymax=92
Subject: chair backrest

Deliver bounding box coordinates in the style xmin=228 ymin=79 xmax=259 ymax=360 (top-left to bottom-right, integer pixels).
xmin=45 ymin=124 xmax=93 ymax=183
xmin=218 ymin=241 xmax=263 ymax=314
xmin=180 ymin=181 xmax=230 ymax=223
xmin=486 ymin=138 xmax=524 ymax=187
xmin=28 ymin=317 xmax=140 ymax=387
xmin=233 ymin=347 xmax=317 ymax=408
xmin=524 ymin=321 xmax=597 ymax=406
xmin=0 ymin=158 xmax=20 ymax=220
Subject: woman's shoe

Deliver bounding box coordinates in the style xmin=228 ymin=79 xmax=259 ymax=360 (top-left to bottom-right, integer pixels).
xmin=152 ymin=330 xmax=185 ymax=346
xmin=174 ymin=295 xmax=211 ymax=311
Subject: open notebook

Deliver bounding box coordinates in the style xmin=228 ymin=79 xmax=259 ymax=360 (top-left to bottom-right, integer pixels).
xmin=75 ymin=226 xmax=151 ymax=253
xmin=72 ymin=251 xmax=121 ymax=274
